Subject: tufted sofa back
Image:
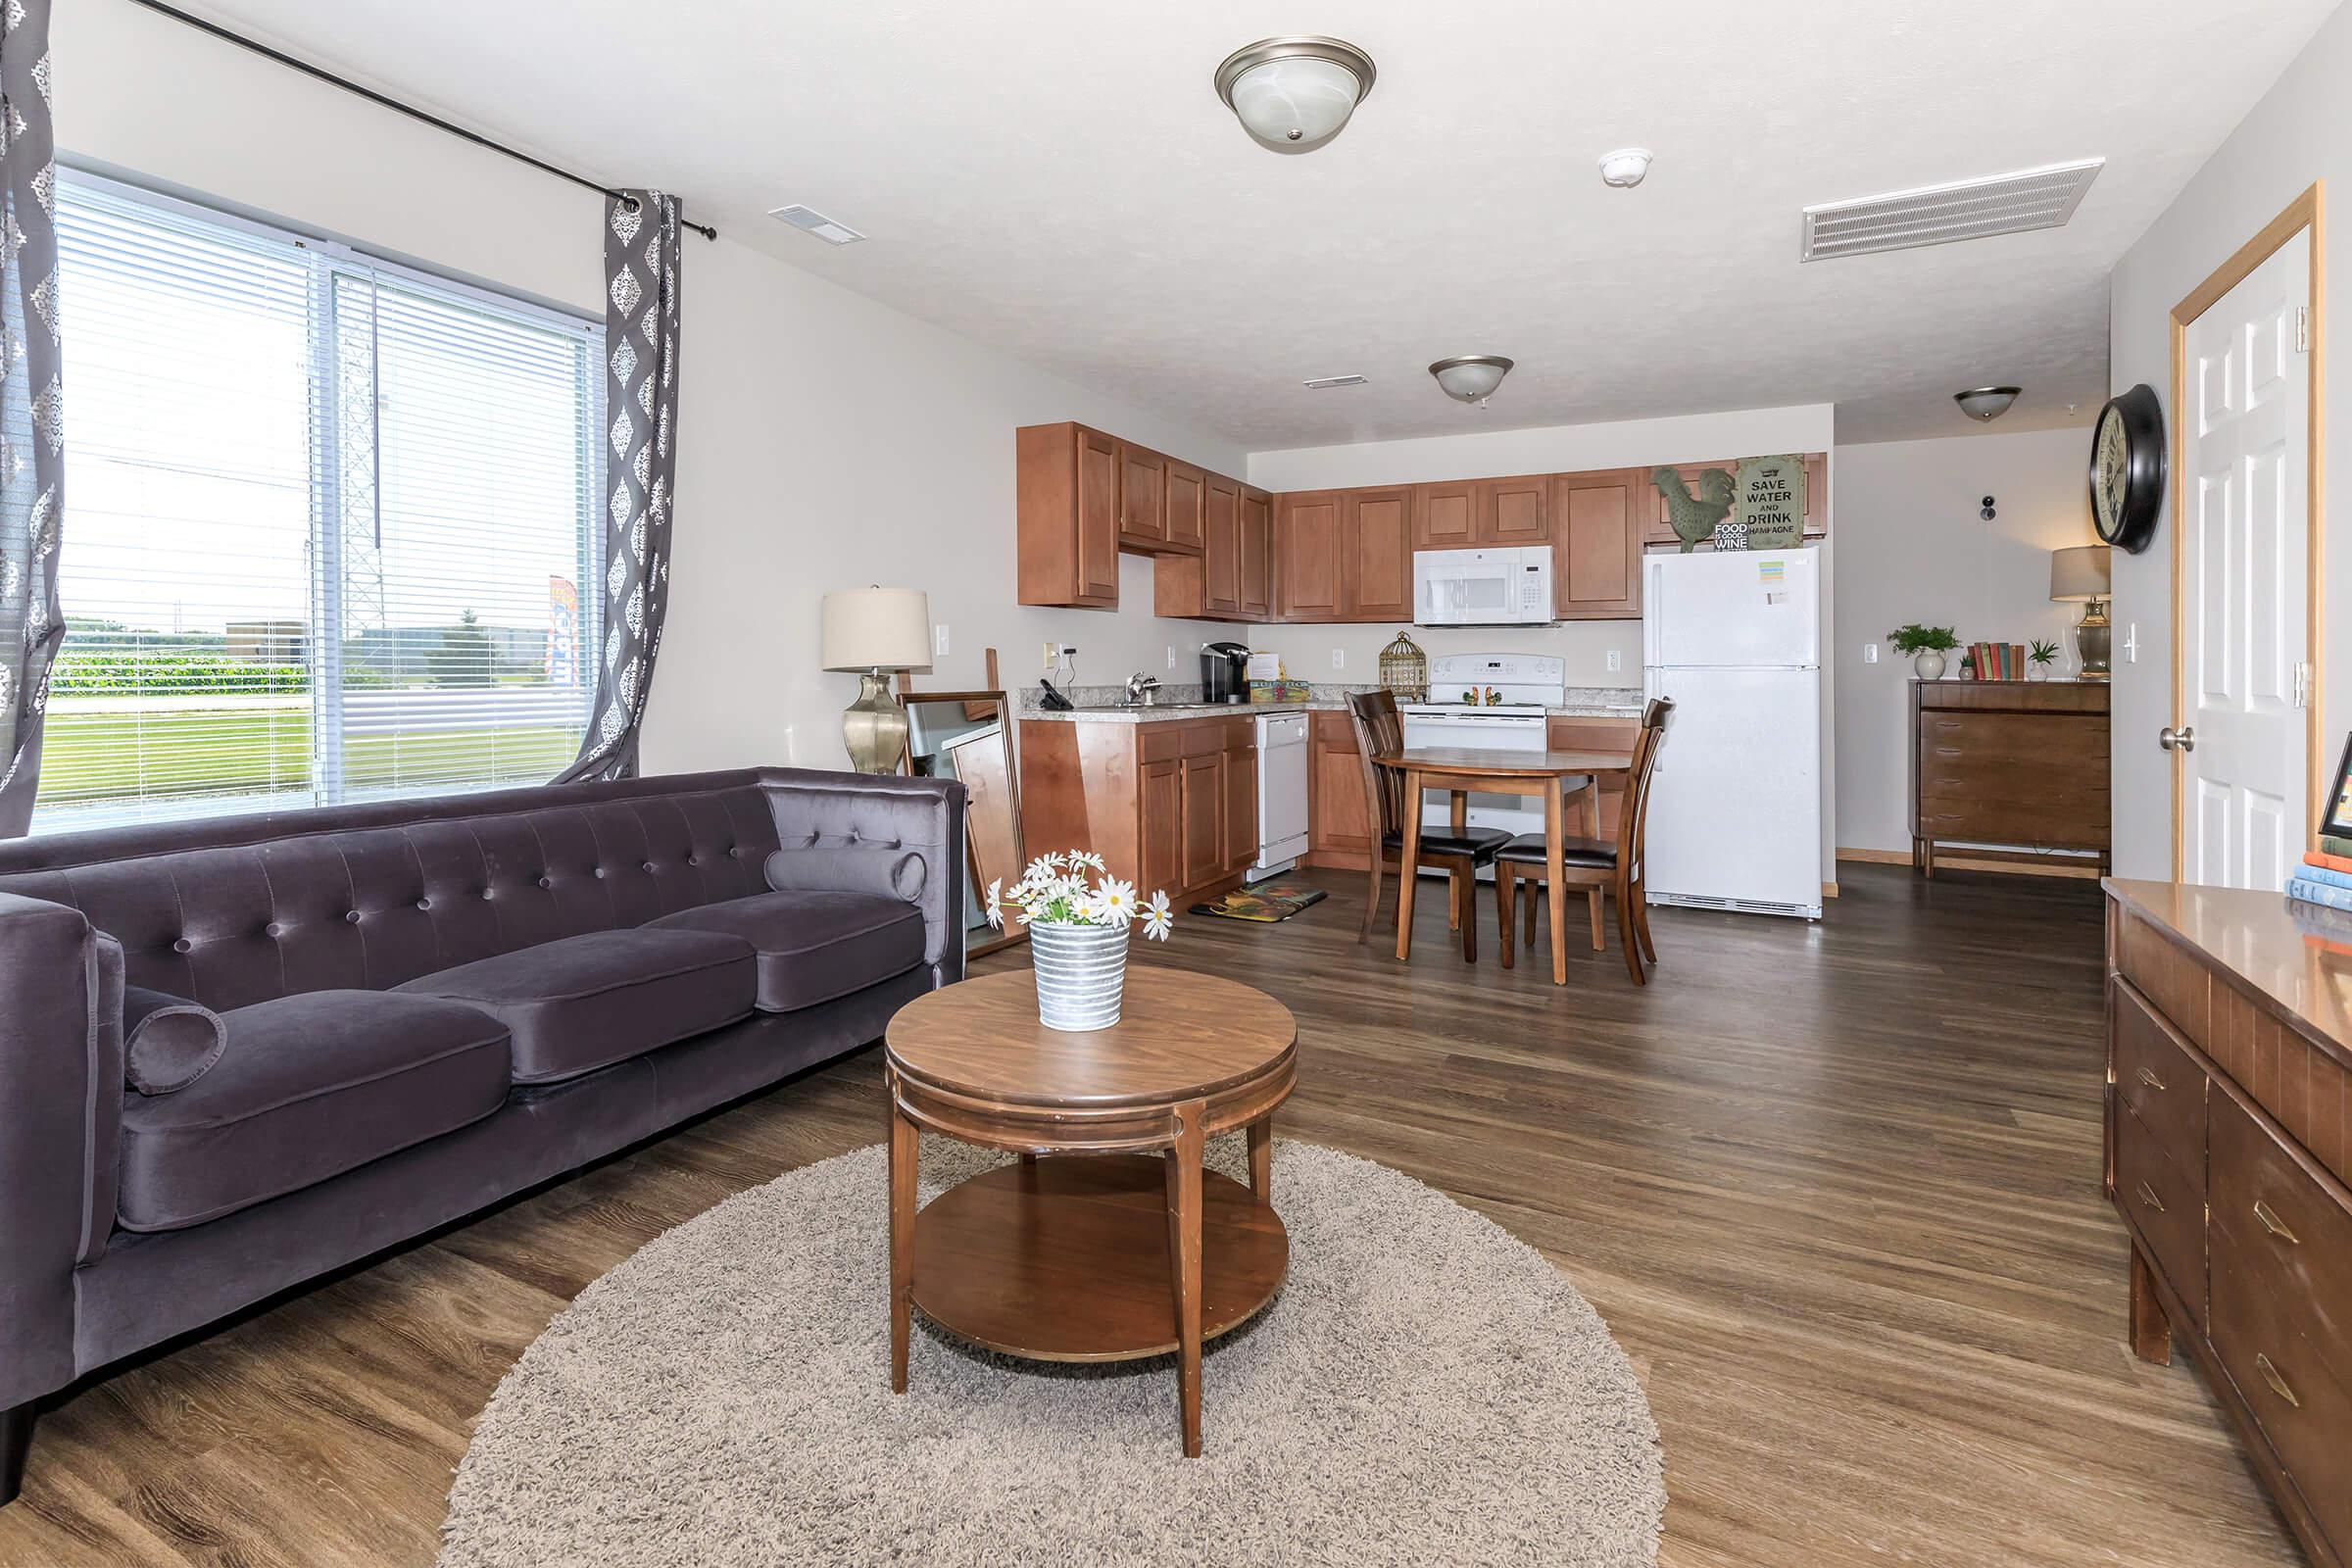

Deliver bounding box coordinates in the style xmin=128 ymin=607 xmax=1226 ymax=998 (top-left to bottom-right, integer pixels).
xmin=0 ymin=770 xmax=798 ymax=1012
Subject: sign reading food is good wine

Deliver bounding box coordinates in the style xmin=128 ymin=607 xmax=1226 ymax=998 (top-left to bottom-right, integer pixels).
xmin=1732 ymin=456 xmax=1805 ymax=550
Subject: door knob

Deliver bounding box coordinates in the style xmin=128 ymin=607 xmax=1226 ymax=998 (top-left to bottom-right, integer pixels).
xmin=2159 ymin=725 xmax=2196 ymax=753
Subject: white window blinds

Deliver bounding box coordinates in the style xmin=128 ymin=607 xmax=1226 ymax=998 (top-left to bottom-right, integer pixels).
xmin=39 ymin=172 xmax=603 ymax=833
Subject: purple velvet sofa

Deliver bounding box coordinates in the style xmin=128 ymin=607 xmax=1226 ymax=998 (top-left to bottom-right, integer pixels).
xmin=0 ymin=764 xmax=964 ymax=1502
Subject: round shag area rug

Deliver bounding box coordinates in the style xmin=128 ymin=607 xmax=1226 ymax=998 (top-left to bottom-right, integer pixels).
xmin=437 ymin=1138 xmax=1664 ymax=1567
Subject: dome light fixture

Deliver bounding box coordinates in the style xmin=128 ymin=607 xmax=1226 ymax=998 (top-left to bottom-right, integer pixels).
xmin=1954 ymin=385 xmax=2021 ymax=422
xmin=1429 ymin=355 xmax=1514 ymax=407
xmin=1214 ymin=36 xmax=1377 ymax=153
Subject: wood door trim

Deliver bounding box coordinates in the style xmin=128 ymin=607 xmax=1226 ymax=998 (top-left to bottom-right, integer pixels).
xmin=2168 ymin=180 xmax=2325 ymax=880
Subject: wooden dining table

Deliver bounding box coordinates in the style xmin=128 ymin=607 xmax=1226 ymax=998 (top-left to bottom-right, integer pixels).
xmin=1372 ymin=746 xmax=1636 ymax=985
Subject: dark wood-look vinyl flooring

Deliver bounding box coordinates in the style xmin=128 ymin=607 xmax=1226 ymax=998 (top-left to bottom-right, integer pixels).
xmin=0 ymin=864 xmax=2303 ymax=1566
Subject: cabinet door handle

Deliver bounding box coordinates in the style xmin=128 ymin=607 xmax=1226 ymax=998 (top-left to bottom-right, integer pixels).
xmin=2135 ymin=1065 xmax=2167 ymax=1092
xmin=2135 ymin=1181 xmax=2165 ymax=1213
xmin=2256 ymin=1353 xmax=2301 ymax=1408
xmin=2253 ymin=1200 xmax=2300 ymax=1245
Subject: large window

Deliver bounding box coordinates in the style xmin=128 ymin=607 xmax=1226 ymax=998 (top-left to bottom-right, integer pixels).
xmin=38 ymin=172 xmax=603 ymax=833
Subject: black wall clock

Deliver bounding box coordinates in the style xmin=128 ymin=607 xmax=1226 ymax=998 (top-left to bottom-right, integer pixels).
xmin=2089 ymin=383 xmax=2166 ymax=554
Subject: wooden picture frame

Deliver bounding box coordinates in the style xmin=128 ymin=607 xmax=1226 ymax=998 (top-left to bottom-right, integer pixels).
xmin=899 ymin=658 xmax=1028 ymax=958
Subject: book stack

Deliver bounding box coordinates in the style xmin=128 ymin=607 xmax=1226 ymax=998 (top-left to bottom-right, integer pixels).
xmin=1967 ymin=642 xmax=2030 ymax=680
xmin=2286 ymin=837 xmax=2352 ymax=931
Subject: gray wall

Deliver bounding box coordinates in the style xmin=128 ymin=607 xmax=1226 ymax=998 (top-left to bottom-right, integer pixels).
xmin=2108 ymin=0 xmax=2352 ymax=878
xmin=1831 ymin=427 xmax=2099 ymax=856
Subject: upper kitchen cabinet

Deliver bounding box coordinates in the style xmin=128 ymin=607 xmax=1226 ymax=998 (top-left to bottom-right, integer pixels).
xmin=1642 ymin=453 xmax=1828 ymax=544
xmin=1015 ymin=421 xmax=1121 ymax=608
xmin=1550 ymin=469 xmax=1642 ymax=619
xmin=1238 ymin=488 xmax=1274 ymax=619
xmin=1412 ymin=481 xmax=1476 ymax=548
xmin=1342 ymin=487 xmax=1414 ymax=621
xmin=1164 ymin=461 xmax=1207 ymax=553
xmin=1152 ymin=472 xmax=1271 ymax=622
xmin=1475 ymin=474 xmax=1551 ymax=544
xmin=1117 ymin=441 xmax=1171 ymax=550
xmin=1275 ymin=492 xmax=1344 ymax=620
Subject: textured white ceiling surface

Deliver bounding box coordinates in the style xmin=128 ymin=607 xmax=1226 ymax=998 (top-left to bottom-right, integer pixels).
xmin=172 ymin=0 xmax=2338 ymax=446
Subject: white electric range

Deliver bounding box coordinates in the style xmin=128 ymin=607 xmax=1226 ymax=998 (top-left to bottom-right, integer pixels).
xmin=1397 ymin=653 xmax=1572 ymax=841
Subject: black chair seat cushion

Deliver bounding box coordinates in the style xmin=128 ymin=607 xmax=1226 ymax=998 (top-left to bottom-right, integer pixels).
xmin=1380 ymin=826 xmax=1513 ymax=862
xmin=648 ymin=890 xmax=926 ymax=1012
xmin=118 ymin=990 xmax=513 ymax=1232
xmin=394 ymin=928 xmax=756 ymax=1084
xmin=1494 ymin=832 xmax=1619 ymax=870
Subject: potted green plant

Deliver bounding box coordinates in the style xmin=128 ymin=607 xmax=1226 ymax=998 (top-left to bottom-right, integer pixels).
xmin=1888 ymin=623 xmax=1960 ymax=680
xmin=2028 ymin=638 xmax=2060 ymax=681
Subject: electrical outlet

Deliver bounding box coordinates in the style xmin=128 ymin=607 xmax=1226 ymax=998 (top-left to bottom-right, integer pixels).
xmin=1864 ymin=643 xmax=1879 ymax=663
xmin=934 ymin=624 xmax=951 ymax=658
xmin=1042 ymin=641 xmax=1056 ymax=671
xmin=1166 ymin=645 xmax=1177 ymax=669
xmin=2125 ymin=622 xmax=2138 ymax=663
xmin=1332 ymin=649 xmax=1346 ymax=670
xmin=1605 ymin=649 xmax=1622 ymax=673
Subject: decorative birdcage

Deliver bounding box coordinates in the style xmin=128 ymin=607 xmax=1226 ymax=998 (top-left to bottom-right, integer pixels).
xmin=1379 ymin=629 xmax=1428 ymax=703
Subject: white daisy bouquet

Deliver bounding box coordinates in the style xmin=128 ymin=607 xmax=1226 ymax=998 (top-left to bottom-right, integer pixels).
xmin=987 ymin=851 xmax=1175 ymax=940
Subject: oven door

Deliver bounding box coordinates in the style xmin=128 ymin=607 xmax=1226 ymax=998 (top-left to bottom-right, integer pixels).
xmin=1397 ymin=710 xmax=1550 ymax=843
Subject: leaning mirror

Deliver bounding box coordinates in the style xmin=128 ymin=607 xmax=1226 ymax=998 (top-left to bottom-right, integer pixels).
xmin=902 ymin=690 xmax=1026 ymax=956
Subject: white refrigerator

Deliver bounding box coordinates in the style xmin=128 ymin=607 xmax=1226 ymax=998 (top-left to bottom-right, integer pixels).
xmin=1642 ymin=549 xmax=1823 ymax=919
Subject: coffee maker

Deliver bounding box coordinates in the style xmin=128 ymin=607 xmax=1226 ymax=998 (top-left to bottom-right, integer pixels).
xmin=1200 ymin=641 xmax=1250 ymax=705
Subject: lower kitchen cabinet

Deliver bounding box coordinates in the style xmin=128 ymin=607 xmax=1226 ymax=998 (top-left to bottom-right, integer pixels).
xmin=1019 ymin=714 xmax=1259 ymax=904
xmin=1306 ymin=710 xmax=1374 ymax=869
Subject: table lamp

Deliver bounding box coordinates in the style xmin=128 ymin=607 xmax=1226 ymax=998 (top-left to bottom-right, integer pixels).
xmin=2049 ymin=545 xmax=2112 ymax=679
xmin=821 ymin=586 xmax=932 ymax=772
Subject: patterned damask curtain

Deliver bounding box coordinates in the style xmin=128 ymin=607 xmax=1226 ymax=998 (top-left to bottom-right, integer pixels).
xmin=555 ymin=189 xmax=681 ymax=784
xmin=0 ymin=0 xmax=60 ymax=838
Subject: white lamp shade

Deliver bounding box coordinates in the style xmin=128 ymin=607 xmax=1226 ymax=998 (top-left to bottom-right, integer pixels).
xmin=2049 ymin=545 xmax=2111 ymax=602
xmin=1227 ymin=54 xmax=1363 ymax=148
xmin=821 ymin=587 xmax=931 ymax=671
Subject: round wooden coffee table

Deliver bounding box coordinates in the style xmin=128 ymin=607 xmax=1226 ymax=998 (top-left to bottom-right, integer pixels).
xmin=884 ymin=967 xmax=1298 ymax=1457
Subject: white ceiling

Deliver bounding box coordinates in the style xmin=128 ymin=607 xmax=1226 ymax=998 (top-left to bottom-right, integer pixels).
xmin=178 ymin=0 xmax=2338 ymax=448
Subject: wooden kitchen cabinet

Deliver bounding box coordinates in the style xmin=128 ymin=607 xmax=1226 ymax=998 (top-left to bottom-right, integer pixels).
xmin=1276 ymin=492 xmax=1345 ymax=620
xmin=1152 ymin=472 xmax=1250 ymax=620
xmin=1551 ymin=469 xmax=1642 ymax=619
xmin=1238 ymin=488 xmax=1274 ymax=619
xmin=1342 ymin=487 xmax=1414 ymax=622
xmin=1306 ymin=710 xmax=1374 ymax=869
xmin=1476 ymin=474 xmax=1551 ymax=544
xmin=1412 ymin=481 xmax=1477 ymax=548
xmin=1118 ymin=441 xmax=1169 ymax=550
xmin=1015 ymin=421 xmax=1121 ymax=608
xmin=1164 ymin=460 xmax=1206 ymax=553
xmin=1018 ymin=714 xmax=1258 ymax=905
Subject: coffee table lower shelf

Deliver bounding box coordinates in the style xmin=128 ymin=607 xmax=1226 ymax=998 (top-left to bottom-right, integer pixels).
xmin=909 ymin=1155 xmax=1290 ymax=1362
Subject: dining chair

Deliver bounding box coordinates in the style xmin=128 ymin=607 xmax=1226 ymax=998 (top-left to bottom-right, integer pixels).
xmin=1347 ymin=691 xmax=1510 ymax=962
xmin=1493 ymin=697 xmax=1673 ymax=985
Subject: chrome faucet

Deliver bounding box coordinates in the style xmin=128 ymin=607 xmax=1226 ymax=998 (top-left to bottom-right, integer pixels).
xmin=1124 ymin=672 xmax=1162 ymax=708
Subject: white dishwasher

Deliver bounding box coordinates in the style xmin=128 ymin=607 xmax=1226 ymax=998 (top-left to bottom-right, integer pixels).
xmin=1250 ymin=711 xmax=1309 ymax=880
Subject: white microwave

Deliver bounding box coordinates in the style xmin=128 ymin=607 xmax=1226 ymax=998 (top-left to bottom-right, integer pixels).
xmin=1412 ymin=547 xmax=1553 ymax=625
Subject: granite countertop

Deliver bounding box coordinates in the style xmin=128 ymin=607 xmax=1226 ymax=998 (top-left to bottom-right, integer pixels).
xmin=1020 ymin=701 xmax=1312 ymax=724
xmin=1015 ymin=682 xmax=1644 ymax=723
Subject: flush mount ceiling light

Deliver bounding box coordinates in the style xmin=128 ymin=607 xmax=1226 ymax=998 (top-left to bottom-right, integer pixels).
xmin=1954 ymin=385 xmax=2022 ymax=422
xmin=1214 ymin=36 xmax=1376 ymax=152
xmin=1598 ymin=148 xmax=1653 ymax=188
xmin=1429 ymin=355 xmax=1513 ymax=406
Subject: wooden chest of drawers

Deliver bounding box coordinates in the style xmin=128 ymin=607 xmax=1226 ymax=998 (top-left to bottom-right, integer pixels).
xmin=2105 ymin=879 xmax=2352 ymax=1567
xmin=1913 ymin=680 xmax=2108 ymax=875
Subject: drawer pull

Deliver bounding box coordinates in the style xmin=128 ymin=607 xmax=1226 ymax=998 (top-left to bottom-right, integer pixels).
xmin=2253 ymin=1200 xmax=2300 ymax=1245
xmin=2134 ymin=1181 xmax=2165 ymax=1214
xmin=2135 ymin=1065 xmax=2167 ymax=1092
xmin=2256 ymin=1353 xmax=2301 ymax=1408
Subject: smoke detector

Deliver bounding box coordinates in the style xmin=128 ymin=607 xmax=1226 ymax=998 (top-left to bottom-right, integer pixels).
xmin=1598 ymin=148 xmax=1652 ymax=188
xmin=1801 ymin=159 xmax=2102 ymax=261
xmin=768 ymin=204 xmax=866 ymax=245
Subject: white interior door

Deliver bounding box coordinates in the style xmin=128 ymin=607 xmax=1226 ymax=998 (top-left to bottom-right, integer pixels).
xmin=2179 ymin=231 xmax=2311 ymax=889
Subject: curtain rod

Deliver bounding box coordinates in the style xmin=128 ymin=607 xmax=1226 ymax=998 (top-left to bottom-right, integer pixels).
xmin=124 ymin=0 xmax=719 ymax=241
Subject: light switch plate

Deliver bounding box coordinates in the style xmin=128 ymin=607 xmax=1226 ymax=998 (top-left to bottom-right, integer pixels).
xmin=1332 ymin=649 xmax=1346 ymax=669
xmin=1042 ymin=641 xmax=1056 ymax=671
xmin=934 ymin=624 xmax=951 ymax=658
xmin=1166 ymin=645 xmax=1177 ymax=669
xmin=1864 ymin=643 xmax=1878 ymax=663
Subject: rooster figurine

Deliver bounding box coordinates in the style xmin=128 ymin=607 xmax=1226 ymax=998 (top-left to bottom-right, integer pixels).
xmin=1652 ymin=466 xmax=1737 ymax=553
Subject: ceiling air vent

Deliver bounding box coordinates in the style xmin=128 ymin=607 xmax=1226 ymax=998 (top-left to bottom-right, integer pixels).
xmin=768 ymin=204 xmax=866 ymax=245
xmin=1302 ymin=374 xmax=1367 ymax=389
xmin=1800 ymin=159 xmax=2103 ymax=262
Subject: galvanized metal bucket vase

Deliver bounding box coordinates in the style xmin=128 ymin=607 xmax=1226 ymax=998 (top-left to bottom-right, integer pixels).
xmin=1029 ymin=921 xmax=1130 ymax=1031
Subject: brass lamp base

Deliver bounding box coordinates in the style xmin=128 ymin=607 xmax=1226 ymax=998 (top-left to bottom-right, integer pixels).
xmin=2074 ymin=598 xmax=2112 ymax=680
xmin=843 ymin=670 xmax=910 ymax=774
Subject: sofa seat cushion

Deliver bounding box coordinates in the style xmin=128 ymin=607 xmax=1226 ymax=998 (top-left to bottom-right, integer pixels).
xmin=394 ymin=928 xmax=757 ymax=1084
xmin=119 ymin=991 xmax=512 ymax=1232
xmin=648 ymin=891 xmax=925 ymax=1012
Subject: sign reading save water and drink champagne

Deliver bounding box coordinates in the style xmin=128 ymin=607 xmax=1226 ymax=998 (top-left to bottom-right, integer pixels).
xmin=1734 ymin=457 xmax=1805 ymax=550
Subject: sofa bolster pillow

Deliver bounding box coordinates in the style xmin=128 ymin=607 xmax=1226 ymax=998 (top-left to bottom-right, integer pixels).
xmin=763 ymin=845 xmax=926 ymax=905
xmin=122 ymin=985 xmax=228 ymax=1097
